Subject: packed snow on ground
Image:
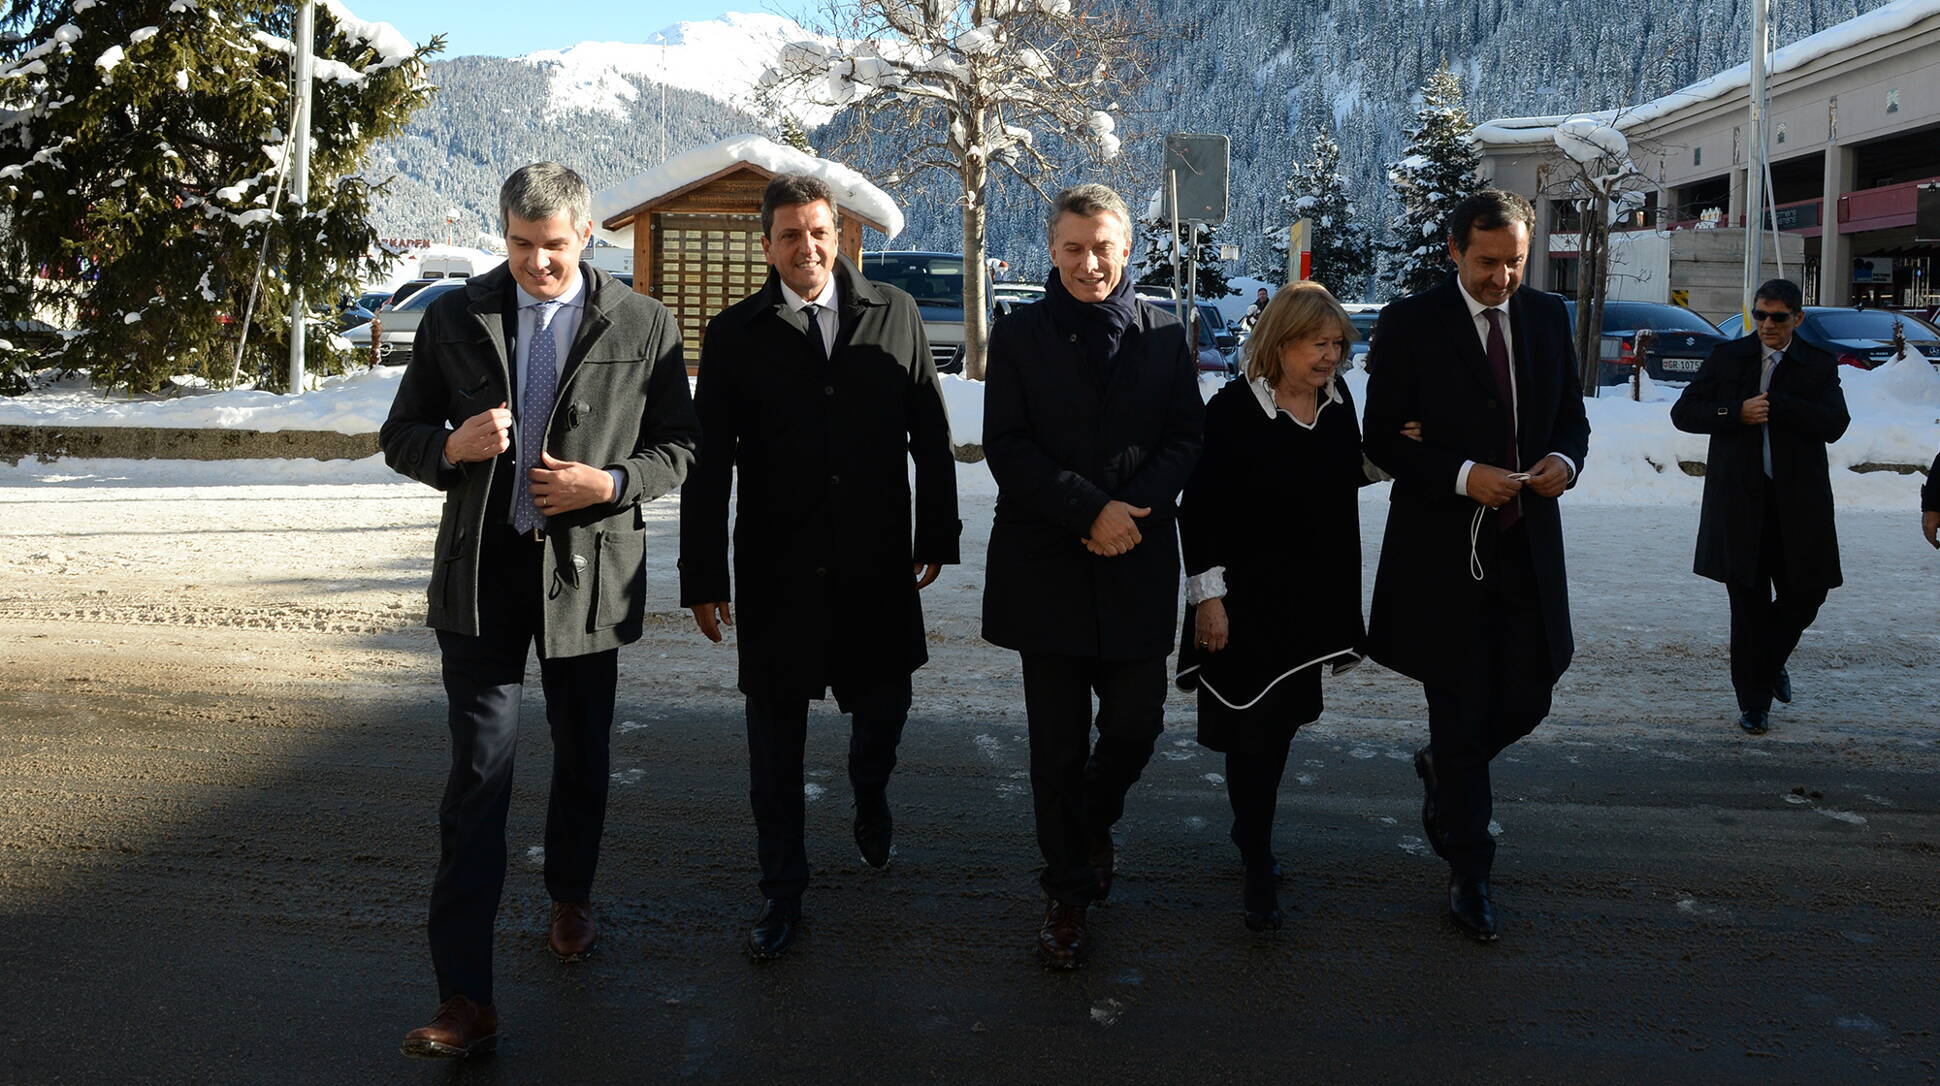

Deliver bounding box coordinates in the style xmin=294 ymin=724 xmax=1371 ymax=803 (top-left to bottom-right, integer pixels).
xmin=5 ymin=357 xmax=1933 ymax=511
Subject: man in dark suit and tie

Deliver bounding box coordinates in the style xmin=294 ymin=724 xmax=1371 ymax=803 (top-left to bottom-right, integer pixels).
xmin=1671 ymin=278 xmax=1849 ymax=735
xmin=382 ymin=162 xmax=699 ymax=1057
xmin=1362 ymin=188 xmax=1590 ymax=943
xmin=680 ymin=173 xmax=960 ymax=961
xmin=982 ymin=184 xmax=1205 ymax=968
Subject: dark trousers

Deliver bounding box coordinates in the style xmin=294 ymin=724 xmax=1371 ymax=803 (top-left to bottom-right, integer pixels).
xmin=1225 ymin=739 xmax=1293 ymax=869
xmin=744 ymin=677 xmax=912 ymax=901
xmin=1423 ymin=525 xmax=1554 ymax=881
xmin=1726 ymin=485 xmax=1828 ymax=713
xmin=427 ymin=526 xmax=618 ymax=1005
xmin=1020 ymin=653 xmax=1166 ymax=905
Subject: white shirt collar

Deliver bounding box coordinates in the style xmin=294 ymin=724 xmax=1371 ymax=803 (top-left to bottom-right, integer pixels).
xmin=1248 ymin=373 xmax=1340 ymax=420
xmin=778 ymin=272 xmax=839 ymax=314
xmin=1454 ymin=275 xmax=1505 ymax=322
xmin=513 ymin=270 xmax=586 ymax=312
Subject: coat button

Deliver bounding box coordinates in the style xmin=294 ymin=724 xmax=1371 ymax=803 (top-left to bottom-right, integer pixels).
xmin=1486 ymin=399 xmax=1497 ymax=410
xmin=825 ymin=385 xmax=835 ymax=396
xmin=1068 ymin=334 xmax=1077 ymax=342
xmin=816 ymin=566 xmax=828 ymax=577
xmin=829 ymin=474 xmax=840 ymax=486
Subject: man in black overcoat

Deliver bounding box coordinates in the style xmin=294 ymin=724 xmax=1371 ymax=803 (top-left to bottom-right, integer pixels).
xmin=1362 ymin=188 xmax=1590 ymax=943
xmin=680 ymin=173 xmax=960 ymax=961
xmin=982 ymin=184 xmax=1205 ymax=968
xmin=1670 ymin=278 xmax=1849 ymax=736
xmin=383 ymin=163 xmax=699 ymax=1056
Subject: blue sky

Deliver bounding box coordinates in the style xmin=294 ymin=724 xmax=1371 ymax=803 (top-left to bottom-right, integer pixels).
xmin=364 ymin=0 xmax=749 ymax=58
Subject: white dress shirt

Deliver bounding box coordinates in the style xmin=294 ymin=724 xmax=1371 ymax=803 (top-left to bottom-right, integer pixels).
xmin=1451 ymin=277 xmax=1578 ymax=497
xmin=777 ymin=273 xmax=840 ymax=357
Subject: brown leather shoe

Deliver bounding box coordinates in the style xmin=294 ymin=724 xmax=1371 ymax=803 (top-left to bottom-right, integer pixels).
xmin=548 ymin=901 xmax=597 ymax=961
xmin=400 ymin=995 xmax=498 ymax=1059
xmin=1037 ymin=899 xmax=1088 ymax=970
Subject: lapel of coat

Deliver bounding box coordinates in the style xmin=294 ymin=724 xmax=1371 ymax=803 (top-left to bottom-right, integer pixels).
xmin=463 ymin=266 xmax=515 ymax=397
xmin=830 ymin=255 xmax=885 ymax=362
xmin=742 ymin=269 xmax=827 ymax=376
xmin=557 ymin=266 xmax=614 ymax=398
xmin=1506 ymin=287 xmax=1545 ymax=442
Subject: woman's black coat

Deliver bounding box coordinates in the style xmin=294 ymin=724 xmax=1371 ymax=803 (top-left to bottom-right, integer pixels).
xmin=679 ymin=257 xmax=961 ymax=702
xmin=1176 ymin=379 xmax=1371 ymax=706
xmin=981 ymin=296 xmax=1205 ymax=660
xmin=1670 ymin=334 xmax=1848 ymax=590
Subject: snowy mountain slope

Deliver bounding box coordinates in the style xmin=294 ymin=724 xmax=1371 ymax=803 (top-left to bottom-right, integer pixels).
xmin=515 ymin=12 xmax=835 ymax=125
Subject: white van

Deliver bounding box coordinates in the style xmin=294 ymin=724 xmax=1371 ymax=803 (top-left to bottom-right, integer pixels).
xmin=418 ymin=254 xmax=479 ymax=279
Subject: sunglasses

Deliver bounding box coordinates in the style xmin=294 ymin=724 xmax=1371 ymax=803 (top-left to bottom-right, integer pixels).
xmin=1750 ymin=309 xmax=1797 ymax=324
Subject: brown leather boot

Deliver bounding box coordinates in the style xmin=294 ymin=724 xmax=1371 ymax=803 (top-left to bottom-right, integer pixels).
xmin=548 ymin=901 xmax=597 ymax=961
xmin=1037 ymin=899 xmax=1089 ymax=970
xmin=401 ymin=995 xmax=498 ymax=1059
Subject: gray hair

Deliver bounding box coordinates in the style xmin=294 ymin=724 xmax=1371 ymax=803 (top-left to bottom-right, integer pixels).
xmin=1046 ymin=184 xmax=1131 ymax=243
xmin=760 ymin=173 xmax=836 ymax=237
xmin=499 ymin=162 xmax=591 ymax=232
xmin=1446 ymin=188 xmax=1536 ymax=250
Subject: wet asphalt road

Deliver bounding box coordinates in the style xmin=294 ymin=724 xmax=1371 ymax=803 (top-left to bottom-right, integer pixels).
xmin=1 ymin=650 xmax=1935 ymax=1085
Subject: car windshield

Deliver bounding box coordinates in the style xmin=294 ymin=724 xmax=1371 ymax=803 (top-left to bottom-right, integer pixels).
xmin=1165 ymin=304 xmax=1218 ymax=347
xmin=395 ymin=281 xmax=462 ymax=311
xmin=863 ymin=254 xmax=965 ymax=307
xmin=1600 ymin=302 xmax=1718 ymax=334
xmin=1806 ymin=309 xmax=1940 ymax=341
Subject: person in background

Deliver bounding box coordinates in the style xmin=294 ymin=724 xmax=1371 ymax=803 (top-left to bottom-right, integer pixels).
xmin=1175 ymin=281 xmax=1377 ymax=932
xmin=1671 ymin=278 xmax=1849 ymax=736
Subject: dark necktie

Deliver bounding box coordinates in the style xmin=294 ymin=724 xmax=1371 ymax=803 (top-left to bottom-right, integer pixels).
xmin=1760 ymin=348 xmax=1780 ymax=478
xmin=1482 ymin=308 xmax=1520 ymax=530
xmin=802 ymin=304 xmax=828 ymax=364
xmin=512 ymin=299 xmax=563 ymax=535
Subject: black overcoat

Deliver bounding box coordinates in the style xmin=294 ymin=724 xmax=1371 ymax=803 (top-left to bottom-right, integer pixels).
xmin=380 ymin=263 xmax=699 ymax=658
xmin=678 ymin=256 xmax=961 ymax=703
xmin=980 ymin=296 xmax=1205 ymax=660
xmin=1176 ymin=379 xmax=1371 ymax=706
xmin=1361 ymin=279 xmax=1591 ymax=687
xmin=1669 ymin=334 xmax=1848 ymax=590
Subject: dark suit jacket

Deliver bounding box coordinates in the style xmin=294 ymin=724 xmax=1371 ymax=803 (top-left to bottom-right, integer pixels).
xmin=1670 ymin=334 xmax=1848 ymax=590
xmin=678 ymin=256 xmax=960 ymax=703
xmin=1362 ymin=279 xmax=1591 ymax=687
xmin=980 ymin=295 xmax=1205 ymax=660
xmin=380 ymin=263 xmax=698 ymax=658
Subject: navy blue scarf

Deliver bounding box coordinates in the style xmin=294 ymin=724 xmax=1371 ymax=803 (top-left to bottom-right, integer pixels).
xmin=1044 ymin=269 xmax=1140 ymax=376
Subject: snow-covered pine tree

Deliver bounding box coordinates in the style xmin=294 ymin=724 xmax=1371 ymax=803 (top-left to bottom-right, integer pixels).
xmin=1379 ymin=62 xmax=1482 ymax=300
xmin=1280 ymin=128 xmax=1372 ymax=301
xmin=0 ymin=0 xmax=438 ymax=392
xmin=758 ymin=0 xmax=1139 ymax=379
xmin=1133 ymin=201 xmax=1236 ymax=299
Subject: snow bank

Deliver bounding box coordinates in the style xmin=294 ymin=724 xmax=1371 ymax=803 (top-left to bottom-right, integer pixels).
xmin=0 ymin=368 xmax=404 ymax=433
xmin=591 ymin=133 xmax=903 ymax=240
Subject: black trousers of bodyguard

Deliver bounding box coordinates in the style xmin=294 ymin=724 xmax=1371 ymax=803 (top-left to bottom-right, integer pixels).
xmin=1020 ymin=653 xmax=1166 ymax=906
xmin=428 ymin=526 xmax=617 ymax=1006
xmin=1726 ymin=480 xmax=1828 ymax=715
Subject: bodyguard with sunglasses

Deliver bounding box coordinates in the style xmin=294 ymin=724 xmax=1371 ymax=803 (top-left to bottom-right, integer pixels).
xmin=1672 ymin=279 xmax=1849 ymax=736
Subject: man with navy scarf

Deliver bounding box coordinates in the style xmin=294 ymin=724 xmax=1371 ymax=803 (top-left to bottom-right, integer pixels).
xmin=982 ymin=184 xmax=1205 ymax=968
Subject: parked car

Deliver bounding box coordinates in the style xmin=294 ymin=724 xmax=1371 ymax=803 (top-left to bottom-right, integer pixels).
xmin=860 ymin=251 xmax=969 ymax=372
xmin=340 ymin=279 xmax=466 ymax=366
xmin=1341 ymin=302 xmax=1383 ymax=369
xmin=387 ymin=278 xmax=439 ymax=308
xmin=1715 ymin=305 xmax=1940 ymax=368
xmin=1164 ymin=300 xmax=1239 ymax=375
xmin=355 ymin=289 xmax=394 ymax=313
xmin=1561 ymin=299 xmax=1728 ymax=386
xmin=991 ymin=282 xmax=1044 ymax=306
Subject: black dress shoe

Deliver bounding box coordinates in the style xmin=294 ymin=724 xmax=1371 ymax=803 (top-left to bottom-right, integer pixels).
xmin=854 ymin=789 xmax=892 ymax=869
xmin=1037 ymin=899 xmax=1088 ymax=969
xmin=1737 ymin=709 xmax=1770 ymax=735
xmin=1088 ymin=833 xmax=1115 ymax=901
xmin=1772 ymin=667 xmax=1793 ymax=705
xmin=747 ymin=898 xmax=801 ymax=961
xmin=1447 ymin=875 xmax=1498 ymax=942
xmin=1242 ymin=865 xmax=1283 ymax=932
xmin=1413 ymin=746 xmax=1446 ymax=859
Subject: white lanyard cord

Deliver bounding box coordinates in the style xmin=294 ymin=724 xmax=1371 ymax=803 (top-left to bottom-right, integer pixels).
xmin=1469 ymin=504 xmax=1488 ymax=581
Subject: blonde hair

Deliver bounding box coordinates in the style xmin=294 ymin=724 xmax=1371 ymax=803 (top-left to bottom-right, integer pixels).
xmin=1243 ymin=281 xmax=1356 ymax=386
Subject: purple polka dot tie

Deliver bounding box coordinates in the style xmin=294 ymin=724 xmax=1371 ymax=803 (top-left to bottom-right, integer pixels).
xmin=513 ymin=300 xmax=562 ymax=534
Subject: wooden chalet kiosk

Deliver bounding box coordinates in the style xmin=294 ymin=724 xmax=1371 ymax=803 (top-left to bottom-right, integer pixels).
xmin=592 ymin=134 xmax=902 ymax=371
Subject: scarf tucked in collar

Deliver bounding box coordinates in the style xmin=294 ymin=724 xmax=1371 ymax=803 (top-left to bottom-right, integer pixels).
xmin=1044 ymin=268 xmax=1140 ymax=375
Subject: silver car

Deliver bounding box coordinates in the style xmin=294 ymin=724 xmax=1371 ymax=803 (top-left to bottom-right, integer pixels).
xmin=340 ymin=279 xmax=467 ymax=367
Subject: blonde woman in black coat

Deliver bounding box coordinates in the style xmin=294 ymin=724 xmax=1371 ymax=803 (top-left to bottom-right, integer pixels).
xmin=1177 ymin=282 xmax=1379 ymax=931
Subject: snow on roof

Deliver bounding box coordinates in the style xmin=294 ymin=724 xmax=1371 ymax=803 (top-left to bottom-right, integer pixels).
xmin=1474 ymin=0 xmax=1940 ymax=146
xmin=592 ymin=133 xmax=903 ymax=240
